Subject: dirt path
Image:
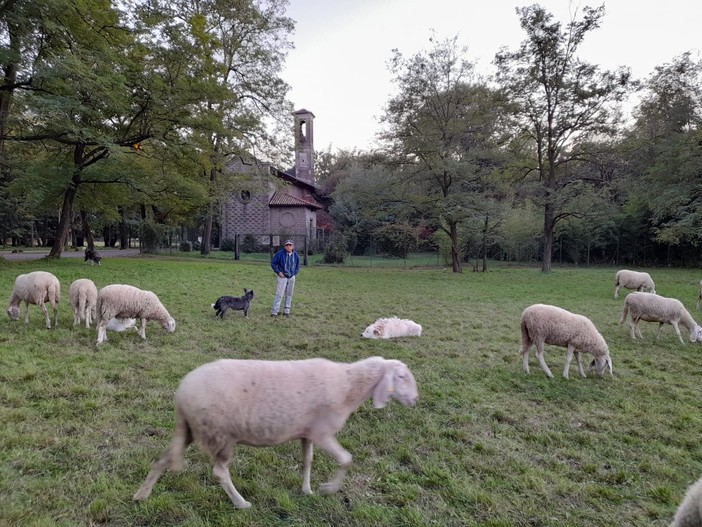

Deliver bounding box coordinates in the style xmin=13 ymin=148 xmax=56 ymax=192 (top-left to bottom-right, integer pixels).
xmin=1 ymin=248 xmax=141 ymax=261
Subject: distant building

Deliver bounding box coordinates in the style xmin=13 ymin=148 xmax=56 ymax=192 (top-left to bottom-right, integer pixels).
xmin=220 ymin=109 xmax=323 ymax=246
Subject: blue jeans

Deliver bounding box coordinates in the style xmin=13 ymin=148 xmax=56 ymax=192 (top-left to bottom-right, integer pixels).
xmin=271 ymin=275 xmax=295 ymax=315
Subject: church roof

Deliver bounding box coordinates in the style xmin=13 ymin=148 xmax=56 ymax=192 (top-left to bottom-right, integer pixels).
xmin=269 ymin=191 xmax=323 ymax=209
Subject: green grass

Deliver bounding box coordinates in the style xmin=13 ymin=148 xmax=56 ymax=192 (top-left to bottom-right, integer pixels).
xmin=1 ymin=256 xmax=701 ymax=526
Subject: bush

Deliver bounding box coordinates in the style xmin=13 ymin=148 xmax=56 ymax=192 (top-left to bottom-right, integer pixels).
xmin=323 ymin=233 xmax=348 ymax=263
xmin=220 ymin=238 xmax=236 ymax=252
xmin=373 ymin=223 xmax=418 ymax=258
xmin=242 ymin=234 xmax=256 ymax=253
xmin=192 ymin=240 xmax=201 ymax=251
xmin=138 ymin=221 xmax=168 ymax=254
xmin=179 ymin=241 xmax=193 ymax=252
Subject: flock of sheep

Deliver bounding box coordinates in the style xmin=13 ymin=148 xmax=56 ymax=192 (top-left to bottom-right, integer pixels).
xmin=5 ymin=266 xmax=702 ymax=523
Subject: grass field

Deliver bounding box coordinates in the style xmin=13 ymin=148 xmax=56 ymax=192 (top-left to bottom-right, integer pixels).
xmin=1 ymin=255 xmax=701 ymax=526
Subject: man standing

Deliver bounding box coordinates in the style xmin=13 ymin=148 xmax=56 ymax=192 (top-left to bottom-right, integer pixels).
xmin=270 ymin=239 xmax=300 ymax=317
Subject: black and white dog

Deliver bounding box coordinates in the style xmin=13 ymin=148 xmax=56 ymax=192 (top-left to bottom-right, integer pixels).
xmin=212 ymin=289 xmax=255 ymax=318
xmin=85 ymin=248 xmax=102 ymax=265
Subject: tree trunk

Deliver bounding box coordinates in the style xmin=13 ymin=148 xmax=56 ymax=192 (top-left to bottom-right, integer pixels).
xmin=201 ymin=166 xmax=218 ymax=255
xmin=81 ymin=210 xmax=95 ymax=251
xmin=48 ymin=184 xmax=78 ymax=258
xmin=449 ymin=221 xmax=462 ymax=273
xmin=481 ymin=213 xmax=489 ymax=272
xmin=541 ymin=203 xmax=554 ymax=272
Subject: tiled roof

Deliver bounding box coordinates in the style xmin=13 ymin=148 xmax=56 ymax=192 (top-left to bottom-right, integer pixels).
xmin=269 ymin=192 xmax=323 ymax=209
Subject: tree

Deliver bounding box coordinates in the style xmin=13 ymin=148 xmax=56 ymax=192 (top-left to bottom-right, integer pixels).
xmin=495 ymin=4 xmax=633 ymax=272
xmin=381 ymin=34 xmax=505 ymax=272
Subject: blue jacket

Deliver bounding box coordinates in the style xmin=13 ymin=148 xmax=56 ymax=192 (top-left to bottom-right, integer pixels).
xmin=271 ymin=248 xmax=300 ymax=278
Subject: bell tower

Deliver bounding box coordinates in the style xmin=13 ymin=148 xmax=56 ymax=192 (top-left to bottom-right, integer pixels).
xmin=293 ymin=109 xmax=315 ymax=184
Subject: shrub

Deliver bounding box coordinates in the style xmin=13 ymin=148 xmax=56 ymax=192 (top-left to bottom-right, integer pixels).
xmin=373 ymin=223 xmax=418 ymax=258
xmin=179 ymin=241 xmax=193 ymax=252
xmin=322 ymin=233 xmax=348 ymax=263
xmin=220 ymin=238 xmax=236 ymax=252
xmin=138 ymin=221 xmax=167 ymax=254
xmin=242 ymin=234 xmax=256 ymax=253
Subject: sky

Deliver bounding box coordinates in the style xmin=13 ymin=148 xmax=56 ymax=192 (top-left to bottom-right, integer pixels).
xmin=280 ymin=0 xmax=702 ymax=153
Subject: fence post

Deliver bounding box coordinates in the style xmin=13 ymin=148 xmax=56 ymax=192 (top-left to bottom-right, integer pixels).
xmin=303 ymin=235 xmax=308 ymax=266
xmin=234 ymin=233 xmax=240 ymax=260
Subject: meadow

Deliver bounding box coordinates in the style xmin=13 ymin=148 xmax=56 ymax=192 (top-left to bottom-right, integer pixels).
xmin=1 ymin=255 xmax=701 ymax=526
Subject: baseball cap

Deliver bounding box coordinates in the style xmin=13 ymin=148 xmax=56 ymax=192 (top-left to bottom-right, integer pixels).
xmin=284 ymin=239 xmax=294 ymax=245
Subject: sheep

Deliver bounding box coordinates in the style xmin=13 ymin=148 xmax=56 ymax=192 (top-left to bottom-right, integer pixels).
xmin=619 ymin=292 xmax=702 ymax=344
xmin=133 ymin=356 xmax=418 ymax=509
xmin=519 ymin=304 xmax=613 ymax=379
xmin=614 ymin=269 xmax=656 ymax=299
xmin=95 ymin=284 xmax=176 ymax=345
xmin=106 ymin=317 xmax=137 ymax=332
xmin=69 ymin=278 xmax=98 ymax=328
xmin=670 ymin=473 xmax=702 ymax=527
xmin=6 ymin=271 xmax=61 ymax=329
xmin=696 ymin=279 xmax=702 ymax=310
xmin=362 ymin=317 xmax=422 ymax=339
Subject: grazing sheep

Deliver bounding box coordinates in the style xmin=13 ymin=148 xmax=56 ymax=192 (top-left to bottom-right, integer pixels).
xmin=96 ymin=284 xmax=175 ymax=345
xmin=133 ymin=356 xmax=418 ymax=509
xmin=619 ymin=292 xmax=702 ymax=344
xmin=519 ymin=304 xmax=612 ymax=379
xmin=69 ymin=278 xmax=98 ymax=328
xmin=696 ymin=279 xmax=702 ymax=310
xmin=6 ymin=271 xmax=61 ymax=329
xmin=362 ymin=317 xmax=422 ymax=339
xmin=670 ymin=473 xmax=702 ymax=527
xmin=614 ymin=269 xmax=656 ymax=299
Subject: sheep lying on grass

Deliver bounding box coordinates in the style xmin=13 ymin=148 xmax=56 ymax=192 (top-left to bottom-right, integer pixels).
xmin=133 ymin=356 xmax=418 ymax=509
xmin=620 ymin=292 xmax=702 ymax=344
xmin=614 ymin=269 xmax=656 ymax=299
xmin=6 ymin=271 xmax=60 ymax=329
xmin=519 ymin=304 xmax=612 ymax=379
xmin=362 ymin=317 xmax=422 ymax=338
xmin=96 ymin=284 xmax=175 ymax=345
xmin=670 ymin=473 xmax=702 ymax=527
xmin=69 ymin=278 xmax=97 ymax=328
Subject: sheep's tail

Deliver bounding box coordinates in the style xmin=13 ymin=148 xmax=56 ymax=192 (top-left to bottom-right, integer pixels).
xmin=519 ymin=318 xmax=531 ymax=354
xmin=619 ymin=302 xmax=629 ymax=325
xmin=78 ymin=292 xmax=87 ymax=320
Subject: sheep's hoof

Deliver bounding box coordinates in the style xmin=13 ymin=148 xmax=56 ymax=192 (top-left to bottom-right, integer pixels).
xmin=302 ymin=487 xmax=313 ymax=495
xmin=235 ymin=500 xmax=252 ymax=509
xmin=319 ymin=482 xmax=340 ymax=495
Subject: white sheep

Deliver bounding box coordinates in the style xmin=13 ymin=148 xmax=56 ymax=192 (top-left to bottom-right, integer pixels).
xmin=95 ymin=284 xmax=176 ymax=345
xmin=6 ymin=271 xmax=61 ymax=329
xmin=106 ymin=317 xmax=137 ymax=332
xmin=362 ymin=317 xmax=422 ymax=338
xmin=696 ymin=279 xmax=702 ymax=310
xmin=619 ymin=292 xmax=702 ymax=344
xmin=614 ymin=269 xmax=656 ymax=299
xmin=69 ymin=278 xmax=98 ymax=328
xmin=670 ymin=473 xmax=702 ymax=527
xmin=133 ymin=356 xmax=418 ymax=509
xmin=519 ymin=304 xmax=613 ymax=379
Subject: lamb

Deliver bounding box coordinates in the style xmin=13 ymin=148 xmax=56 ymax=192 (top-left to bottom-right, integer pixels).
xmin=69 ymin=278 xmax=98 ymax=328
xmin=614 ymin=269 xmax=656 ymax=299
xmin=106 ymin=317 xmax=137 ymax=332
xmin=519 ymin=304 xmax=613 ymax=379
xmin=133 ymin=356 xmax=418 ymax=509
xmin=95 ymin=284 xmax=176 ymax=345
xmin=619 ymin=292 xmax=702 ymax=344
xmin=6 ymin=271 xmax=61 ymax=329
xmin=696 ymin=279 xmax=702 ymax=310
xmin=362 ymin=317 xmax=422 ymax=338
xmin=670 ymin=473 xmax=702 ymax=527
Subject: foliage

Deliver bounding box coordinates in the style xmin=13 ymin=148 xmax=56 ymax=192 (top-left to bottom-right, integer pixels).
xmin=180 ymin=241 xmax=193 ymax=252
xmin=322 ymin=233 xmax=348 ymax=263
xmin=372 ymin=223 xmax=418 ymax=258
xmin=1 ymin=257 xmax=702 ymax=526
xmin=242 ymin=234 xmax=257 ymax=253
xmin=138 ymin=220 xmax=167 ymax=254
xmin=220 ymin=238 xmax=236 ymax=252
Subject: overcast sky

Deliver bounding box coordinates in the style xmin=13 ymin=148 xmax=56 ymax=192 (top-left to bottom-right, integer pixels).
xmin=280 ymin=0 xmax=702 ymax=152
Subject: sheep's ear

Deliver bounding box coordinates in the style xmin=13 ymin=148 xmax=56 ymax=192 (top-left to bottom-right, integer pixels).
xmin=607 ymin=357 xmax=613 ymax=375
xmin=373 ymin=328 xmax=381 ymax=336
xmin=373 ymin=366 xmax=394 ymax=409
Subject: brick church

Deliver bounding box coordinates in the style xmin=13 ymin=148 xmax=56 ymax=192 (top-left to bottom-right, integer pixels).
xmin=220 ymin=109 xmax=323 ymax=248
